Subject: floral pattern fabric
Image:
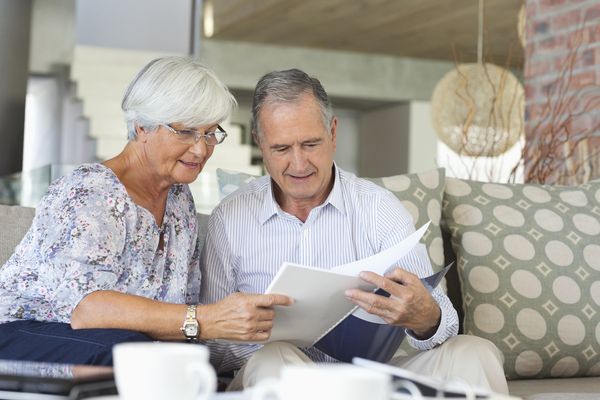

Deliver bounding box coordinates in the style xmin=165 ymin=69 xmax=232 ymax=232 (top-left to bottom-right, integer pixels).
xmin=0 ymin=163 xmax=201 ymax=323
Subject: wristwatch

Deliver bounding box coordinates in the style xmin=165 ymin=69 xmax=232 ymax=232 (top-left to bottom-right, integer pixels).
xmin=181 ymin=304 xmax=200 ymax=341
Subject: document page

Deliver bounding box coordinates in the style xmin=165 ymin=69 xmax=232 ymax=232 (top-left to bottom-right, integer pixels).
xmin=261 ymin=222 xmax=433 ymax=346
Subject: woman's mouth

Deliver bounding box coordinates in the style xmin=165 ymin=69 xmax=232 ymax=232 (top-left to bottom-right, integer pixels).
xmin=179 ymin=160 xmax=201 ymax=169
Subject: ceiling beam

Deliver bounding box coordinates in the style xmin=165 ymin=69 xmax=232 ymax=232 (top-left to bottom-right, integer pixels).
xmin=200 ymin=38 xmax=456 ymax=102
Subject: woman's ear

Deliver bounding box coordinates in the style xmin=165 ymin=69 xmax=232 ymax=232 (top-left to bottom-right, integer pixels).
xmin=135 ymin=124 xmax=148 ymax=143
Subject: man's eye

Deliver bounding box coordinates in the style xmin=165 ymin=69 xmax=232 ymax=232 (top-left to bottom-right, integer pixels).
xmin=178 ymin=130 xmax=196 ymax=136
xmin=274 ymin=147 xmax=289 ymax=153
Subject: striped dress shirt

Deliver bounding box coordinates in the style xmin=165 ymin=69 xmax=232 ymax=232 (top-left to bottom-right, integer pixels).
xmin=200 ymin=166 xmax=458 ymax=372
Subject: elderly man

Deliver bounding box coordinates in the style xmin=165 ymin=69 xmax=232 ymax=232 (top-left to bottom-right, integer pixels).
xmin=201 ymin=68 xmax=508 ymax=394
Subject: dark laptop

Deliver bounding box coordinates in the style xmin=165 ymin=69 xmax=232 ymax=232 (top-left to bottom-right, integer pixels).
xmin=0 ymin=359 xmax=116 ymax=400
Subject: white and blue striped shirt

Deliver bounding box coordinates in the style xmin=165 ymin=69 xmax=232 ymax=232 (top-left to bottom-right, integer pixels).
xmin=200 ymin=166 xmax=458 ymax=372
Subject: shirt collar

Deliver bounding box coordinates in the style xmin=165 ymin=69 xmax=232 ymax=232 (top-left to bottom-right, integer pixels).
xmin=258 ymin=163 xmax=346 ymax=225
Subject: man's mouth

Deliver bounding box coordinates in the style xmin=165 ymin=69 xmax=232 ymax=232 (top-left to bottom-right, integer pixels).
xmin=288 ymin=172 xmax=314 ymax=180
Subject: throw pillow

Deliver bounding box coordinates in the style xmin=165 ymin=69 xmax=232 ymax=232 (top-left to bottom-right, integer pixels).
xmin=443 ymin=177 xmax=600 ymax=379
xmin=216 ymin=169 xmax=259 ymax=198
xmin=365 ymin=169 xmax=446 ymax=276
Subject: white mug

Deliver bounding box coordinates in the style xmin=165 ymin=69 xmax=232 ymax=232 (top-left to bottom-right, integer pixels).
xmin=113 ymin=342 xmax=216 ymax=400
xmin=251 ymin=364 xmax=391 ymax=400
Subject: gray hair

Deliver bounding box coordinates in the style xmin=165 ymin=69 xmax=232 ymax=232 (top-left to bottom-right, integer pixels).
xmin=122 ymin=56 xmax=237 ymax=140
xmin=251 ymin=69 xmax=333 ymax=141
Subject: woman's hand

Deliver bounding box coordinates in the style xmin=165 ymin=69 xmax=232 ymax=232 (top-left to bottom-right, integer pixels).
xmin=197 ymin=292 xmax=293 ymax=341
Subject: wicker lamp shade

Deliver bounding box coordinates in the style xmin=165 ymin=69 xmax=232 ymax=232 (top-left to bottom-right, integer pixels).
xmin=431 ymin=63 xmax=524 ymax=157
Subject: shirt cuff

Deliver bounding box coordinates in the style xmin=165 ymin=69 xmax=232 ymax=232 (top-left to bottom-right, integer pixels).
xmin=405 ymin=306 xmax=452 ymax=351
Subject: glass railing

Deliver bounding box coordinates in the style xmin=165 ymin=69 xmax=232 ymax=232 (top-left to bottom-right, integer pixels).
xmin=0 ymin=165 xmax=77 ymax=208
xmin=0 ymin=164 xmax=231 ymax=214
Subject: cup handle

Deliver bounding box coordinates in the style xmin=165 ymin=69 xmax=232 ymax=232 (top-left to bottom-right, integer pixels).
xmin=187 ymin=362 xmax=217 ymax=400
xmin=250 ymin=377 xmax=281 ymax=400
xmin=391 ymin=379 xmax=424 ymax=400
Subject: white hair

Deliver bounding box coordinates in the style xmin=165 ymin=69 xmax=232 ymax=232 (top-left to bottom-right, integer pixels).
xmin=122 ymin=56 xmax=237 ymax=140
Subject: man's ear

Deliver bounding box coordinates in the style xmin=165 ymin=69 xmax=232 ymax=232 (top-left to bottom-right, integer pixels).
xmin=252 ymin=131 xmax=260 ymax=146
xmin=330 ymin=116 xmax=338 ymax=149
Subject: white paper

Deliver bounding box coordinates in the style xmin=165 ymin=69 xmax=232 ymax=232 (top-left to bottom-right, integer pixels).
xmin=264 ymin=264 xmax=372 ymax=347
xmin=331 ymin=221 xmax=430 ymax=276
xmin=259 ymin=222 xmax=431 ymax=346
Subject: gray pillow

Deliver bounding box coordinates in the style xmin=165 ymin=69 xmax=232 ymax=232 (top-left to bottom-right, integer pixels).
xmin=443 ymin=177 xmax=600 ymax=379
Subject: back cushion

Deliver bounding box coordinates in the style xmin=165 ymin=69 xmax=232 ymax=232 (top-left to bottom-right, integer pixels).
xmin=443 ymin=177 xmax=600 ymax=379
xmin=196 ymin=212 xmax=210 ymax=249
xmin=0 ymin=205 xmax=35 ymax=266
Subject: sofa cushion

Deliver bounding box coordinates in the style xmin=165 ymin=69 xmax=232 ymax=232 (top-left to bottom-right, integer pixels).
xmin=508 ymin=376 xmax=600 ymax=399
xmin=443 ymin=178 xmax=600 ymax=379
xmin=0 ymin=205 xmax=35 ymax=266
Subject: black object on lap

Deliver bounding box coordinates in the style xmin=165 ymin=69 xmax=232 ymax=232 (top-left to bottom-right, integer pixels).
xmin=0 ymin=359 xmax=116 ymax=399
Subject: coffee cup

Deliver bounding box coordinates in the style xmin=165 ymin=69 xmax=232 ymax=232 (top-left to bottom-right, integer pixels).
xmin=113 ymin=342 xmax=216 ymax=400
xmin=251 ymin=364 xmax=391 ymax=400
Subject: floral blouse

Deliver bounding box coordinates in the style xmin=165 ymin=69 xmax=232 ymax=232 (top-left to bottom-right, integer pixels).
xmin=0 ymin=163 xmax=201 ymax=323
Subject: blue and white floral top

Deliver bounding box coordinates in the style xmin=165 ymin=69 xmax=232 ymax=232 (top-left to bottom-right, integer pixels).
xmin=0 ymin=163 xmax=201 ymax=323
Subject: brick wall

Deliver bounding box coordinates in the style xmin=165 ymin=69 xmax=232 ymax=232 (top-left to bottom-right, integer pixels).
xmin=524 ymin=0 xmax=600 ymax=184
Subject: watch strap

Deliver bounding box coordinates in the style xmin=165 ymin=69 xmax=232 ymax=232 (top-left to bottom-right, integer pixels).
xmin=181 ymin=304 xmax=199 ymax=341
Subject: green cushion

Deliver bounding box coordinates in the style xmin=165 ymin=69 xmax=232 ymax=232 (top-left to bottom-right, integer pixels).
xmin=443 ymin=177 xmax=600 ymax=379
xmin=365 ymin=169 xmax=446 ymax=275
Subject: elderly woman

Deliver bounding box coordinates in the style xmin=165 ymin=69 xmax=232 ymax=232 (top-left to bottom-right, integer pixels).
xmin=0 ymin=57 xmax=291 ymax=365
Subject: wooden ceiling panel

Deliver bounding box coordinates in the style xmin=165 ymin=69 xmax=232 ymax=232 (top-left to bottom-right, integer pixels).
xmin=210 ymin=0 xmax=524 ymax=66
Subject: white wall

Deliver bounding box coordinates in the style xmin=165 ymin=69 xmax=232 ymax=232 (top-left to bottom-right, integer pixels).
xmin=29 ymin=0 xmax=76 ymax=74
xmin=75 ymin=0 xmax=191 ymax=53
xmin=358 ymin=103 xmax=410 ymax=177
xmin=23 ymin=77 xmax=62 ymax=170
xmin=408 ymin=101 xmax=438 ymax=173
xmin=334 ymin=108 xmax=360 ymax=174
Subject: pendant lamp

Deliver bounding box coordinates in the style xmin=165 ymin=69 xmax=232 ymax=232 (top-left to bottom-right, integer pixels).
xmin=430 ymin=0 xmax=525 ymax=157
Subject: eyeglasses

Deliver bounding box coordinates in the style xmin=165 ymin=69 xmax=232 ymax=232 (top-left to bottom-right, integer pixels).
xmin=162 ymin=124 xmax=228 ymax=146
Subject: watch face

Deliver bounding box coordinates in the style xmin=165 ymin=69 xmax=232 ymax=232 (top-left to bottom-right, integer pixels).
xmin=184 ymin=322 xmax=198 ymax=337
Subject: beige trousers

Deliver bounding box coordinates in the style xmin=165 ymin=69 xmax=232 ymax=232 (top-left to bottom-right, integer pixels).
xmin=390 ymin=335 xmax=509 ymax=395
xmin=228 ymin=335 xmax=508 ymax=395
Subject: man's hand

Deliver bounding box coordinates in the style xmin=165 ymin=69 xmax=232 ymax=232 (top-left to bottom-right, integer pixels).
xmin=198 ymin=293 xmax=293 ymax=341
xmin=345 ymin=268 xmax=441 ymax=339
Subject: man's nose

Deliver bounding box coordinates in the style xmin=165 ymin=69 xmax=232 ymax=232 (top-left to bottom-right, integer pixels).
xmin=290 ymin=147 xmax=308 ymax=169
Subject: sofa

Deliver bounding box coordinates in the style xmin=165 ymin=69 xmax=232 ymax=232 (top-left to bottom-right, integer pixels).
xmin=1 ymin=167 xmax=600 ymax=399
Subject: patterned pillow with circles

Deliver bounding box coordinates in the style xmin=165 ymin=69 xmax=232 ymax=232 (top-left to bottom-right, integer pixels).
xmin=365 ymin=168 xmax=446 ymax=276
xmin=442 ymin=177 xmax=600 ymax=379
